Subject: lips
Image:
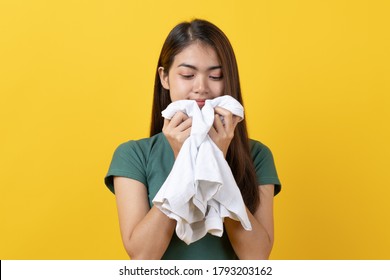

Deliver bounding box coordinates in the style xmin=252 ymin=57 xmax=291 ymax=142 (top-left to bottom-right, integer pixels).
xmin=195 ymin=99 xmax=206 ymax=108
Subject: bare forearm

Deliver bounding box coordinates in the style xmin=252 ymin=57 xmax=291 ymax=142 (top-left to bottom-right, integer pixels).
xmin=224 ymin=210 xmax=273 ymax=259
xmin=125 ymin=207 xmax=176 ymax=259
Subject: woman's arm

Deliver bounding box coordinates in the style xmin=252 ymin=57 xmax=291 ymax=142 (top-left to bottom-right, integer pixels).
xmin=114 ymin=177 xmax=176 ymax=259
xmin=224 ymin=184 xmax=275 ymax=259
xmin=208 ymin=107 xmax=276 ymax=258
xmin=114 ymin=111 xmax=191 ymax=259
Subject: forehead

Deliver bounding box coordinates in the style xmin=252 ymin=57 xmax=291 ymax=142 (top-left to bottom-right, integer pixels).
xmin=172 ymin=42 xmax=220 ymax=67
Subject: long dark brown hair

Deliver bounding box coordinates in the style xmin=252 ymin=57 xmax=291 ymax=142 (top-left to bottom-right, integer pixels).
xmin=150 ymin=19 xmax=260 ymax=213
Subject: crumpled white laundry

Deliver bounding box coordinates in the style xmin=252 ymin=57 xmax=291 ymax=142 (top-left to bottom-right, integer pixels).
xmin=152 ymin=95 xmax=252 ymax=245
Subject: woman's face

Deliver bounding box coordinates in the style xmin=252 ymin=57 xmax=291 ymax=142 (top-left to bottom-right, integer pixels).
xmin=159 ymin=42 xmax=225 ymax=108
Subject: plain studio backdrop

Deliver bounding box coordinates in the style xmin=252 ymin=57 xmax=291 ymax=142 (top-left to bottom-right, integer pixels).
xmin=1 ymin=0 xmax=389 ymax=259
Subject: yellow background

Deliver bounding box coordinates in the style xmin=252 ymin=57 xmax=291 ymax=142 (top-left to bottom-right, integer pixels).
xmin=1 ymin=0 xmax=389 ymax=259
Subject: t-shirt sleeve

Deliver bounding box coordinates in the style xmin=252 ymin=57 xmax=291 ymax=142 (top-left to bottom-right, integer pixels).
xmin=104 ymin=141 xmax=147 ymax=194
xmin=250 ymin=140 xmax=281 ymax=196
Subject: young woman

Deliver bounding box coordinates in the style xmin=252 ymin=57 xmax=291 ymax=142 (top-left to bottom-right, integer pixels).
xmin=105 ymin=19 xmax=281 ymax=260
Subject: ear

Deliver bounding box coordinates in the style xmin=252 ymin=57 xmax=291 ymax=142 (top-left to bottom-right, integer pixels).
xmin=158 ymin=67 xmax=170 ymax=90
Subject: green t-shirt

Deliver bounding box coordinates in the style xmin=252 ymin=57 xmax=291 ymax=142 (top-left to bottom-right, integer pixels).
xmin=105 ymin=132 xmax=281 ymax=259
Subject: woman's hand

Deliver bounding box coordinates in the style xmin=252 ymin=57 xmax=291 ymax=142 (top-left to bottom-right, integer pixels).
xmin=208 ymin=106 xmax=241 ymax=157
xmin=162 ymin=111 xmax=192 ymax=158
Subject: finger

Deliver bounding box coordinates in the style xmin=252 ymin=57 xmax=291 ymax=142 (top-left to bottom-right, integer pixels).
xmin=214 ymin=107 xmax=234 ymax=129
xmin=232 ymin=115 xmax=241 ymax=127
xmin=213 ymin=113 xmax=225 ymax=132
xmin=176 ymin=117 xmax=192 ymax=132
xmin=208 ymin=125 xmax=217 ymax=139
xmin=213 ymin=106 xmax=231 ymax=117
xmin=182 ymin=126 xmax=192 ymax=139
xmin=214 ymin=107 xmax=242 ymax=129
xmin=163 ymin=118 xmax=171 ymax=130
xmin=168 ymin=111 xmax=189 ymax=127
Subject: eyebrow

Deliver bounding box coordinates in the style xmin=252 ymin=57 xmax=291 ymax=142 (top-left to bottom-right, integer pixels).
xmin=177 ymin=63 xmax=222 ymax=71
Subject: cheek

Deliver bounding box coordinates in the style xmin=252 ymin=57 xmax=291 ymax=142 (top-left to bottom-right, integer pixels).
xmin=210 ymin=82 xmax=225 ymax=96
xmin=173 ymin=79 xmax=192 ymax=93
xmin=168 ymin=78 xmax=192 ymax=101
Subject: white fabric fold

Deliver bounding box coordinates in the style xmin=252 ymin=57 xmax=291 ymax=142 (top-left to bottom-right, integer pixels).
xmin=152 ymin=95 xmax=252 ymax=245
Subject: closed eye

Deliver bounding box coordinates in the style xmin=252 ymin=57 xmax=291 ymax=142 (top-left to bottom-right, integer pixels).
xmin=210 ymin=75 xmax=223 ymax=81
xmin=181 ymin=74 xmax=194 ymax=79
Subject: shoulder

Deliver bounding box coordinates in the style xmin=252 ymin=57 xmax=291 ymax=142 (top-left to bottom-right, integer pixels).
xmin=249 ymin=139 xmax=274 ymax=160
xmin=111 ymin=133 xmax=172 ymax=171
xmin=114 ymin=133 xmax=166 ymax=157
xmin=105 ymin=133 xmax=168 ymax=193
xmin=249 ymin=139 xmax=282 ymax=195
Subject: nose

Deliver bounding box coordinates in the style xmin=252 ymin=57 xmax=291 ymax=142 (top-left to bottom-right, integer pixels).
xmin=193 ymin=75 xmax=209 ymax=95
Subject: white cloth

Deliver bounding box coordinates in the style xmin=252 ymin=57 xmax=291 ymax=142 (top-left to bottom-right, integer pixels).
xmin=152 ymin=95 xmax=252 ymax=245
